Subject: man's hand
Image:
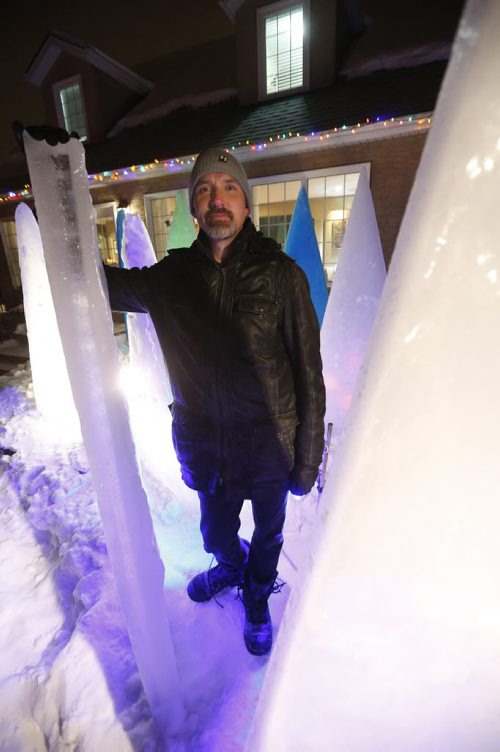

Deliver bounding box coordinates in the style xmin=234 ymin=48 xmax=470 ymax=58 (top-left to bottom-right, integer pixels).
xmin=289 ymin=464 xmax=319 ymax=496
xmin=13 ymin=121 xmax=80 ymax=153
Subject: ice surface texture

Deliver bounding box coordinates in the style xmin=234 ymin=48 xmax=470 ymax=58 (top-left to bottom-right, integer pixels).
xmin=15 ymin=203 xmax=80 ymax=439
xmin=121 ymin=212 xmax=176 ymax=485
xmin=320 ymin=168 xmax=386 ymax=438
xmin=251 ymin=1 xmax=500 ymax=749
xmin=23 ymin=133 xmax=185 ymax=739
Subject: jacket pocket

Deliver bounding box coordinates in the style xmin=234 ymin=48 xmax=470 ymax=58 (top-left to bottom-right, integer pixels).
xmin=236 ymin=296 xmax=278 ymax=316
xmin=234 ymin=295 xmax=278 ymax=357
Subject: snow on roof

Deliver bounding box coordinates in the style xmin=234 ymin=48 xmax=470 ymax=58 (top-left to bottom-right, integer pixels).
xmin=108 ymin=87 xmax=238 ymax=138
xmin=341 ymin=0 xmax=463 ymax=78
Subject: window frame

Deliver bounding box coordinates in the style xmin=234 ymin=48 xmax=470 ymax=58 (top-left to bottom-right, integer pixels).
xmin=249 ymin=162 xmax=371 ymax=280
xmin=0 ymin=219 xmax=21 ymax=290
xmin=257 ymin=0 xmax=310 ymax=101
xmin=94 ymin=201 xmax=118 ymax=265
xmin=144 ymin=190 xmax=180 ymax=261
xmin=52 ymin=74 xmax=89 ymax=141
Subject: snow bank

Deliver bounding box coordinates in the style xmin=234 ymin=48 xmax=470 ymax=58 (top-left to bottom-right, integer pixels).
xmin=0 ymin=365 xmax=317 ymax=750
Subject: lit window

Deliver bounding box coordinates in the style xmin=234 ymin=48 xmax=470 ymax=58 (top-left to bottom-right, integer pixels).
xmin=258 ymin=1 xmax=308 ymax=98
xmin=252 ymin=179 xmax=301 ymax=245
xmin=59 ymin=84 xmax=87 ymax=140
xmin=95 ymin=204 xmax=118 ymax=264
xmin=0 ymin=220 xmax=21 ymax=289
xmin=308 ymin=173 xmax=360 ymax=279
xmin=146 ymin=194 xmax=178 ymax=260
xmin=251 ymin=166 xmax=366 ymax=283
xmin=53 ymin=77 xmax=88 ymax=141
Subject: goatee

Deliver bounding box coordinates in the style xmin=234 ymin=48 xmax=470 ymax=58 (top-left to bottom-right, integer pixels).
xmin=204 ymin=209 xmax=236 ymax=240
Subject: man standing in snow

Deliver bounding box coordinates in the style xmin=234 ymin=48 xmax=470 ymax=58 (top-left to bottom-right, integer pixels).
xmin=105 ymin=149 xmax=325 ymax=655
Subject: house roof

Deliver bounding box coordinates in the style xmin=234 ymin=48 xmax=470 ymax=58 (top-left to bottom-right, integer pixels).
xmin=25 ymin=31 xmax=154 ymax=96
xmin=218 ymin=0 xmax=246 ymax=22
xmin=0 ymin=60 xmax=446 ymax=195
xmin=83 ymin=60 xmax=447 ymax=174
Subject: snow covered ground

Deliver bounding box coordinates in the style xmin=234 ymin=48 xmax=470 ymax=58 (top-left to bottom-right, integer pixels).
xmin=0 ymin=361 xmax=320 ymax=751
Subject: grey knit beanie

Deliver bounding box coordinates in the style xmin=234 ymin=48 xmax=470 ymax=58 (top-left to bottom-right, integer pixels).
xmin=188 ymin=148 xmax=252 ymax=216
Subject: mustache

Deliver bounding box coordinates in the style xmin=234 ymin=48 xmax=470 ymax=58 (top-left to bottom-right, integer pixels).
xmin=205 ymin=207 xmax=234 ymax=222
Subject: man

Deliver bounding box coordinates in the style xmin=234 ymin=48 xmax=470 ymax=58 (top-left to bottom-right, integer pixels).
xmin=105 ymin=148 xmax=325 ymax=655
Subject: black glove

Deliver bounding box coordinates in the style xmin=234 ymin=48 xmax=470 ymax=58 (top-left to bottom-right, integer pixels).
xmin=288 ymin=464 xmax=319 ymax=496
xmin=13 ymin=121 xmax=80 ymax=153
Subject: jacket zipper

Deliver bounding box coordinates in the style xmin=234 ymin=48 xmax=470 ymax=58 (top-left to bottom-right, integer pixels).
xmin=214 ymin=265 xmax=226 ymax=487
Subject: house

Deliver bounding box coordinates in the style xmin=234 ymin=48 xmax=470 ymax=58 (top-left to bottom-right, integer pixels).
xmin=0 ymin=0 xmax=464 ymax=309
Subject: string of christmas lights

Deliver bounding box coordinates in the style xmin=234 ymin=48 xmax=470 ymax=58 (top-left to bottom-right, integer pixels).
xmin=0 ymin=114 xmax=431 ymax=205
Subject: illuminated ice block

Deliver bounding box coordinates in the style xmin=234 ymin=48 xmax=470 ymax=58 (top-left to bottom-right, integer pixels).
xmin=15 ymin=202 xmax=80 ymax=439
xmin=23 ymin=132 xmax=185 ymax=741
xmin=320 ymin=168 xmax=386 ymax=439
xmin=166 ymin=189 xmax=197 ymax=252
xmin=250 ymin=1 xmax=500 ymax=750
xmin=121 ymin=212 xmax=176 ymax=484
xmin=284 ymin=185 xmax=328 ymax=325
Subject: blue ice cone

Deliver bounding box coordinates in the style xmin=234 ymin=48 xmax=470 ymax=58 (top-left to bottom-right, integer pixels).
xmin=284 ymin=185 xmax=328 ymax=325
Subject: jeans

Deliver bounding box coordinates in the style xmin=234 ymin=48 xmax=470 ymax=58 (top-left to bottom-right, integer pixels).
xmin=198 ymin=484 xmax=288 ymax=584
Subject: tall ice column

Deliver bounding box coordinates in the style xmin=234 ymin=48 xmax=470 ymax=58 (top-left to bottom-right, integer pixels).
xmin=121 ymin=212 xmax=175 ymax=485
xmin=23 ymin=132 xmax=185 ymax=740
xmin=249 ymin=1 xmax=500 ymax=750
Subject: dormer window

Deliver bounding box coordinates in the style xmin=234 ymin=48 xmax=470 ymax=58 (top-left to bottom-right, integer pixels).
xmin=258 ymin=1 xmax=309 ymax=99
xmin=53 ymin=76 xmax=88 ymax=140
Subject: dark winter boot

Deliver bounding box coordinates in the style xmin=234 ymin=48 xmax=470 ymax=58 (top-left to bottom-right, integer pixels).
xmin=241 ymin=573 xmax=279 ymax=656
xmin=187 ymin=561 xmax=245 ymax=602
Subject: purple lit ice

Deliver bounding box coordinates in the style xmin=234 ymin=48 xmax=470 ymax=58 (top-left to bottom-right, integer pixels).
xmin=22 ymin=132 xmax=185 ymax=741
xmin=120 ymin=212 xmax=177 ymax=485
xmin=15 ymin=202 xmax=80 ymax=440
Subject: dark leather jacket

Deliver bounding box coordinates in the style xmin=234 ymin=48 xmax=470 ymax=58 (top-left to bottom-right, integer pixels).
xmin=104 ymin=220 xmax=325 ymax=497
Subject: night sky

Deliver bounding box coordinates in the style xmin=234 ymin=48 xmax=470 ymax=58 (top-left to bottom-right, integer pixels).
xmin=0 ymin=0 xmax=234 ymax=162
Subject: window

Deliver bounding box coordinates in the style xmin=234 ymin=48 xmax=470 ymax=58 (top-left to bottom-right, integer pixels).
xmin=95 ymin=203 xmax=118 ymax=264
xmin=251 ymin=164 xmax=368 ymax=282
xmin=308 ymin=172 xmax=360 ymax=278
xmin=252 ymin=179 xmax=301 ymax=245
xmin=0 ymin=220 xmax=21 ymax=289
xmin=258 ymin=1 xmax=309 ymax=98
xmin=144 ymin=193 xmax=178 ymax=260
xmin=53 ymin=76 xmax=88 ymax=141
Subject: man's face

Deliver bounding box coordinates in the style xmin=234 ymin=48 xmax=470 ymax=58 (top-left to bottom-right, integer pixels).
xmin=193 ymin=172 xmax=249 ymax=243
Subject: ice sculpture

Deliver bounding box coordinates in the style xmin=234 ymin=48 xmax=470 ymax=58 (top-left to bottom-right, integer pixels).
xmin=22 ymin=132 xmax=185 ymax=740
xmin=166 ymin=189 xmax=197 ymax=252
xmin=250 ymin=1 xmax=500 ymax=749
xmin=15 ymin=202 xmax=80 ymax=440
xmin=121 ymin=212 xmax=176 ymax=484
xmin=284 ymin=185 xmax=328 ymax=325
xmin=320 ymin=168 xmax=386 ymax=439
